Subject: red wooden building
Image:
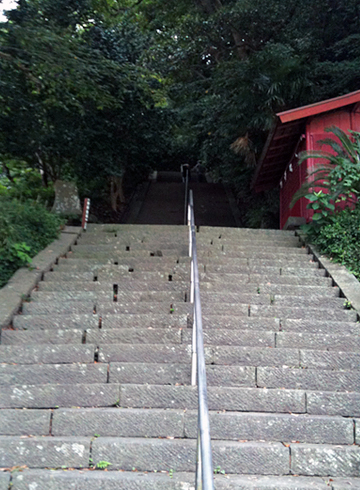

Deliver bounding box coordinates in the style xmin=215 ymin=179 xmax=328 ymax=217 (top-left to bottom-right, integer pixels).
xmin=253 ymin=89 xmax=360 ymax=229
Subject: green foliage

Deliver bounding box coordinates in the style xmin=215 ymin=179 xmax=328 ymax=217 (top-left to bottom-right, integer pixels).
xmin=307 ymin=206 xmax=360 ymax=280
xmin=0 ymin=197 xmax=64 ymax=287
xmin=0 ymin=159 xmax=54 ymax=204
xmin=96 ymin=461 xmax=112 ymax=469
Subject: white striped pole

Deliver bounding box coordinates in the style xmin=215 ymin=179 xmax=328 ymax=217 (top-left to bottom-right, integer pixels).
xmin=82 ymin=198 xmax=91 ymax=230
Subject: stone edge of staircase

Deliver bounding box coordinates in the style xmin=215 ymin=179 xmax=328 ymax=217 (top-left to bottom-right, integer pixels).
xmin=296 ymin=231 xmax=360 ymax=314
xmin=0 ymin=226 xmax=82 ymax=329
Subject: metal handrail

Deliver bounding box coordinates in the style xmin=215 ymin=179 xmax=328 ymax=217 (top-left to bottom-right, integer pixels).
xmin=188 ymin=190 xmax=215 ymax=490
xmin=184 ymin=166 xmax=189 ymax=225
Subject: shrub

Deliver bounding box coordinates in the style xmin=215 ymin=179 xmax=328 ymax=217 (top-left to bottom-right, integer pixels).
xmin=0 ymin=197 xmax=64 ymax=288
xmin=309 ymin=206 xmax=360 ymax=279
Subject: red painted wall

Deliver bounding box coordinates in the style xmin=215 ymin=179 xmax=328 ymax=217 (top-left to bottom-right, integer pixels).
xmin=280 ymin=106 xmax=360 ymax=228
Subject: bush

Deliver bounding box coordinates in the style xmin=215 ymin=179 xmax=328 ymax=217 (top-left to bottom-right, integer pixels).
xmin=309 ymin=206 xmax=360 ymax=279
xmin=0 ymin=197 xmax=64 ymax=288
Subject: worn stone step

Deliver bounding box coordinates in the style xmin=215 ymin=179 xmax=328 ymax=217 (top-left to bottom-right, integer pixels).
xmin=21 ymin=301 xmax=192 ymax=317
xmin=13 ymin=313 xmax=189 ymax=331
xmin=280 ymin=319 xmax=360 ymax=335
xmin=52 ymin=408 xmax=185 ymax=438
xmin=197 ymin=235 xmax=301 ymax=246
xmin=1 ymin=328 xmax=84 ymax=345
xmin=185 ymin=411 xmax=354 ymax=445
xmin=108 ymin=363 xmax=257 ymax=387
xmin=30 ymin=290 xmax=187 ymax=303
xmin=197 ymin=226 xmax=296 ymax=236
xmin=277 ymin=332 xmax=360 ymax=351
xmin=73 ymin=242 xmax=188 ymax=252
xmin=182 ymin=329 xmax=275 ymax=347
xmin=291 ymin=443 xmax=360 ymax=477
xmin=198 ymin=245 xmax=307 ymax=255
xmin=56 ymin=256 xmax=191 ymax=268
xmin=198 ymin=250 xmax=309 ymax=261
xmin=0 ymin=344 xmax=94 ymax=364
xmin=204 ymin=264 xmax=325 ymax=276
xmin=121 ymin=384 xmax=305 ymax=412
xmin=43 ymin=270 xmax=190 ymax=282
xmin=200 ymin=293 xmax=345 ymax=309
xmin=37 ymin=279 xmax=189 ymax=293
xmin=204 ymin=346 xmax=299 ymax=366
xmin=91 ymin=437 xmax=289 ymax=474
xmin=54 ymin=263 xmax=190 ymax=274
xmin=0 ymin=409 xmax=51 ymax=435
xmin=200 ymin=257 xmax=318 ymax=268
xmin=68 ymin=248 xmax=190 ymax=259
xmin=109 ymin=362 xmax=191 ymax=385
xmin=50 ymin=407 xmax=355 ymax=445
xmin=201 ymin=304 xmax=355 ymax=322
xmin=200 ymin=282 xmax=340 ymax=298
xmin=99 ymin=344 xmax=191 ymax=364
xmin=11 ymin=470 xmax=195 ymax=490
xmin=300 ymin=350 xmax=360 ymax=370
xmin=0 ymin=436 xmax=90 ymax=468
xmin=0 ymin=383 xmax=120 ymax=408
xmin=203 ymin=272 xmax=333 ymax=286
xmin=2 ymin=327 xmax=183 ymax=346
xmin=12 ymin=470 xmax=347 ymax=490
xmin=258 ymin=367 xmax=360 ymax=392
xmin=307 ymin=391 xmax=360 ymax=417
xmin=0 ymin=363 xmax=107 ymax=385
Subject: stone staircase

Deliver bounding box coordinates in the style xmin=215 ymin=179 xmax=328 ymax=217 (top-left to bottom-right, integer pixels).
xmin=0 ymin=224 xmax=360 ymax=489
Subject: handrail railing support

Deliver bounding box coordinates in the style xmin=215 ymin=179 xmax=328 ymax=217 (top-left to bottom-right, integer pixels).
xmin=188 ymin=189 xmax=215 ymax=490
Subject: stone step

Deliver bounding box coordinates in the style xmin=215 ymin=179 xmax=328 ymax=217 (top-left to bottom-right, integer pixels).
xmin=201 ymin=304 xmax=355 ymax=322
xmin=98 ymin=344 xmax=191 ymax=364
xmin=1 ymin=328 xmax=84 ymax=345
xmin=12 ymin=470 xmax=360 ymax=489
xmin=200 ymin=293 xmax=345 ymax=309
xmin=61 ymin=256 xmax=191 ymax=266
xmin=11 ymin=470 xmax=195 ymax=490
xmin=197 ymin=226 xmax=296 ymax=236
xmin=108 ymin=362 xmax=258 ymax=387
xmin=54 ymin=263 xmax=190 ymax=273
xmin=13 ymin=313 xmax=189 ymax=330
xmin=21 ymin=301 xmax=192 ymax=317
xmin=13 ymin=470 xmax=354 ymax=490
xmin=0 ymin=383 xmax=120 ymax=408
xmin=0 ymin=344 xmax=94 ymax=364
xmin=0 ymin=436 xmax=91 ymax=468
xmin=2 ymin=327 xmax=183 ymax=346
xmin=0 ymin=363 xmax=108 ymax=385
xmin=201 ymin=282 xmax=339 ymax=297
xmin=203 ymin=272 xmax=333 ymax=286
xmin=30 ymin=290 xmax=187 ymax=303
xmin=203 ymin=264 xmax=325 ymax=276
xmin=257 ymin=367 xmax=360 ymax=392
xmin=68 ymin=248 xmax=190 ymax=258
xmin=47 ymin=408 xmax=355 ymax=445
xmin=200 ymin=257 xmax=318 ymax=268
xmin=119 ymin=384 xmax=360 ymax=418
xmin=182 ymin=329 xmax=275 ymax=347
xmin=91 ymin=437 xmax=289 ymax=474
xmin=73 ymin=242 xmax=189 ymax=252
xmin=201 ymin=316 xmax=360 ymax=335
xmin=277 ymin=332 xmax=360 ymax=351
xmin=43 ymin=270 xmax=190 ymax=282
xmin=36 ymin=279 xmax=190 ymax=293
xmin=198 ymin=245 xmax=307 ymax=255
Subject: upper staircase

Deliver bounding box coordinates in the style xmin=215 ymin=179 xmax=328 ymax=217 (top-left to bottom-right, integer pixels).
xmin=0 ymin=224 xmax=359 ymax=489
